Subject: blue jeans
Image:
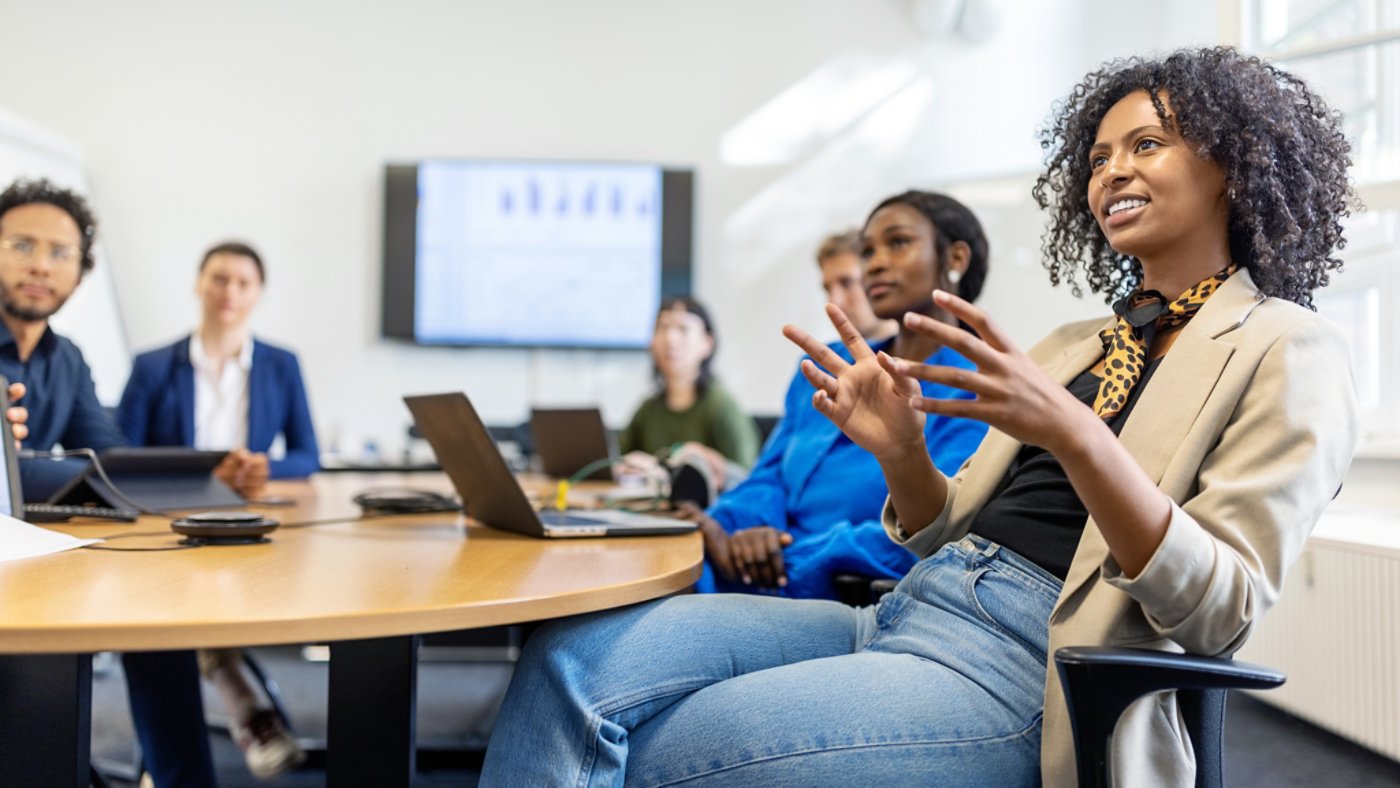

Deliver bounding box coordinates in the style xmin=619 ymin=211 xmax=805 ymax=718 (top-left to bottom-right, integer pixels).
xmin=481 ymin=536 xmax=1060 ymax=786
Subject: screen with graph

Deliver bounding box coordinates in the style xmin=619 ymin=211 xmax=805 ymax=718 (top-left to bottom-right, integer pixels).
xmin=382 ymin=159 xmax=693 ymax=349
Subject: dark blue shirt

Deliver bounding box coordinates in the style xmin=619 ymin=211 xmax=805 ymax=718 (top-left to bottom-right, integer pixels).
xmin=0 ymin=320 xmax=124 ymax=452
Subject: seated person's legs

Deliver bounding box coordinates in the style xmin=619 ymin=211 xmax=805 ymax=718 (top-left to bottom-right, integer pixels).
xmin=198 ymin=648 xmax=304 ymax=779
xmin=481 ymin=593 xmax=870 ymax=785
xmin=122 ymin=650 xmax=215 ymax=788
xmin=484 ymin=538 xmax=1057 ymax=786
xmin=627 ymin=540 xmax=1054 ymax=786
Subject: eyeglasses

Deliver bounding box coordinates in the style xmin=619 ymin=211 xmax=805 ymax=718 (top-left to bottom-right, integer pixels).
xmin=0 ymin=237 xmax=83 ymax=267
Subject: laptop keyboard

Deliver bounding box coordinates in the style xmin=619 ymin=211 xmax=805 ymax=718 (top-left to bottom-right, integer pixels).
xmin=540 ymin=512 xmax=606 ymax=526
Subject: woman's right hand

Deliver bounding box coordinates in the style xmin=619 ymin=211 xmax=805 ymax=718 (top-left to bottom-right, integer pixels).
xmin=674 ymin=501 xmax=740 ymax=583
xmin=727 ymin=526 xmax=793 ymax=589
xmin=782 ymin=304 xmax=927 ymax=463
xmin=614 ymin=451 xmax=667 ymax=486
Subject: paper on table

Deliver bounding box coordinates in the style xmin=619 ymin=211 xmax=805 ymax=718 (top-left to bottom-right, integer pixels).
xmin=0 ymin=513 xmax=102 ymax=563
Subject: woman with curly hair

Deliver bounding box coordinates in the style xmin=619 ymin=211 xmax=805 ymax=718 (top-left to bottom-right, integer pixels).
xmin=479 ymin=47 xmax=1358 ymax=786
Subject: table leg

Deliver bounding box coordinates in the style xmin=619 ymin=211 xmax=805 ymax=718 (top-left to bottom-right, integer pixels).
xmin=0 ymin=653 xmax=92 ymax=786
xmin=327 ymin=635 xmax=420 ymax=787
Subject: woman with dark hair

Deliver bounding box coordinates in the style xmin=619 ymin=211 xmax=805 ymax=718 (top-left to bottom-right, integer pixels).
xmin=674 ymin=191 xmax=990 ymax=599
xmin=617 ymin=296 xmax=759 ymax=489
xmin=480 ymin=47 xmax=1358 ymax=786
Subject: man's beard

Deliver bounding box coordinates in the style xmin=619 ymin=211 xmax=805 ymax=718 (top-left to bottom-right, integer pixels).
xmin=0 ymin=280 xmax=66 ymax=322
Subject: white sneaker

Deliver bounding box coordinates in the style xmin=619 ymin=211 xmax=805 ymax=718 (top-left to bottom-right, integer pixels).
xmin=231 ymin=707 xmax=306 ymax=780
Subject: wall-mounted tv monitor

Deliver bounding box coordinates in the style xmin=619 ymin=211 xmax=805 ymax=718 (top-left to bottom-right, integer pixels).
xmin=383 ymin=159 xmax=693 ymax=349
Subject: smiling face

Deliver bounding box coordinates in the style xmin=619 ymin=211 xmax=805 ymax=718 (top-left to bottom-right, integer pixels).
xmin=197 ymin=252 xmax=264 ymax=329
xmin=0 ymin=203 xmax=84 ymax=323
xmin=860 ymin=203 xmax=942 ymax=320
xmin=1088 ymin=90 xmax=1230 ymax=266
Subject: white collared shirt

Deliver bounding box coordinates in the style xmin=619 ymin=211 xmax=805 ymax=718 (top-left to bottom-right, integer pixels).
xmin=189 ymin=331 xmax=253 ymax=451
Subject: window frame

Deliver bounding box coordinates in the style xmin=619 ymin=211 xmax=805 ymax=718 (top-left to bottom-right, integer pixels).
xmin=1232 ymin=0 xmax=1400 ymax=457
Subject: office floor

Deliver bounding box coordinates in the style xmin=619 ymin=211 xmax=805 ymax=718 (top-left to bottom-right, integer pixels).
xmin=93 ymin=646 xmax=1400 ymax=787
xmin=93 ymin=645 xmax=504 ymax=787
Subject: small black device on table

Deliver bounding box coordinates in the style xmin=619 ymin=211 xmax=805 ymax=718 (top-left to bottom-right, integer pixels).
xmin=170 ymin=511 xmax=280 ymax=545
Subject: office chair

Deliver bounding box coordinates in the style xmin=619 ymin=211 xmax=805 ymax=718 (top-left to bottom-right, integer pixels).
xmin=836 ymin=576 xmax=1289 ymax=788
xmin=751 ymin=414 xmax=781 ymax=445
xmin=1054 ymin=646 xmax=1286 ymax=788
xmin=833 ymin=573 xmax=898 ymax=606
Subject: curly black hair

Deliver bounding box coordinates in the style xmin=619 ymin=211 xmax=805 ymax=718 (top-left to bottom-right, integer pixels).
xmin=1032 ymin=46 xmax=1354 ymax=309
xmin=0 ymin=178 xmax=99 ymax=273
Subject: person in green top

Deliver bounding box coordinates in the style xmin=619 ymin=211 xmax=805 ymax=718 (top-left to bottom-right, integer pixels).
xmin=618 ymin=297 xmax=759 ymax=492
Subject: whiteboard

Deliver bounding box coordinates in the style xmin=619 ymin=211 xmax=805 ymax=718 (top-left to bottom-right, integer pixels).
xmin=0 ymin=107 xmax=130 ymax=404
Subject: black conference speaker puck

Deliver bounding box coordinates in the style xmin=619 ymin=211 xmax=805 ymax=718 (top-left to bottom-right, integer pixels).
xmin=171 ymin=511 xmax=280 ymax=546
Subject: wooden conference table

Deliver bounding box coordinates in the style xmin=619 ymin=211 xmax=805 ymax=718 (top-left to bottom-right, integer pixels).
xmin=0 ymin=472 xmax=703 ymax=786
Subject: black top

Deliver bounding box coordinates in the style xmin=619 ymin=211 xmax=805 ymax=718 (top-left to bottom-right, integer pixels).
xmin=969 ymin=357 xmax=1164 ymax=580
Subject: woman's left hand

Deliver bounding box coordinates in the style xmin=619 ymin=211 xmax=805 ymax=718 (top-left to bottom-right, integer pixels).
xmin=214 ymin=449 xmax=271 ymax=499
xmin=891 ymin=290 xmax=1097 ymax=454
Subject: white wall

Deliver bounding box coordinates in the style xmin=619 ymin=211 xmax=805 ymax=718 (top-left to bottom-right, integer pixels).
xmin=0 ymin=0 xmax=1220 ymax=457
xmin=0 ymin=109 xmax=131 ymax=403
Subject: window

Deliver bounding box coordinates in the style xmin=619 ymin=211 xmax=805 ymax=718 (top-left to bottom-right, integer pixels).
xmin=1241 ymin=0 xmax=1400 ymax=456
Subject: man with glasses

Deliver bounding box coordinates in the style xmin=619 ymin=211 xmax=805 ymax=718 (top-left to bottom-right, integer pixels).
xmin=0 ymin=178 xmax=217 ymax=786
xmin=0 ymin=180 xmax=124 ymax=453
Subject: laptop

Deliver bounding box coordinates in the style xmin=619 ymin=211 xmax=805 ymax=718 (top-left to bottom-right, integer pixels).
xmin=46 ymin=448 xmax=243 ymax=512
xmin=404 ymin=392 xmax=695 ymax=538
xmin=529 ymin=407 xmax=615 ymax=481
xmin=0 ymin=390 xmax=22 ymax=519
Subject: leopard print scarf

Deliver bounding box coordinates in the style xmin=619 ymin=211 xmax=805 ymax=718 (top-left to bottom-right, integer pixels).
xmin=1093 ymin=265 xmax=1236 ymax=419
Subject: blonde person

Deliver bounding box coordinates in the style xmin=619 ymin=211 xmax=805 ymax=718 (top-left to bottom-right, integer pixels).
xmin=816 ymin=229 xmax=896 ymax=341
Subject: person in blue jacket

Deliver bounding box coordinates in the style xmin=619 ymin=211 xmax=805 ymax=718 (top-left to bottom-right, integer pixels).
xmin=117 ymin=240 xmax=315 ymax=780
xmin=118 ymin=241 xmax=318 ymax=492
xmin=680 ymin=191 xmax=990 ymax=600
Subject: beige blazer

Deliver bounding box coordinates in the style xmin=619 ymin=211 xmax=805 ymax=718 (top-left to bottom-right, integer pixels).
xmin=883 ymin=269 xmax=1358 ymax=787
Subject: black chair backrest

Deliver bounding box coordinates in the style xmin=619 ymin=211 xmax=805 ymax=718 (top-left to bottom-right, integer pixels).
xmin=753 ymin=415 xmax=780 ymax=445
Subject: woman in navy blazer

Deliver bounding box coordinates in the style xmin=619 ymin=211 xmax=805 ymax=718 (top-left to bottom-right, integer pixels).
xmin=116 ymin=241 xmax=314 ymax=780
xmin=118 ymin=242 xmax=319 ymax=488
xmin=119 ymin=334 xmax=319 ymax=478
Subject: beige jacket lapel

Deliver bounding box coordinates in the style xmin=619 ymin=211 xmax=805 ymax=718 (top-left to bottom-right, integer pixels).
xmin=1054 ymin=269 xmax=1267 ymax=616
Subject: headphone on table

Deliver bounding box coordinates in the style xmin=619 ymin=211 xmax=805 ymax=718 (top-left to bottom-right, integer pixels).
xmin=352 ymin=488 xmax=461 ymax=515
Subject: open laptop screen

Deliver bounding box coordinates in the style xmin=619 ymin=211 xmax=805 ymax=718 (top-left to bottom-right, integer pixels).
xmin=0 ymin=377 xmax=23 ymax=517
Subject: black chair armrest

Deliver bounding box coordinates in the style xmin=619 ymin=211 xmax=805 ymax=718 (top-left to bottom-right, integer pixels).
xmin=832 ymin=575 xmax=901 ymax=607
xmin=1054 ymin=646 xmax=1285 ymax=788
xmin=832 ymin=574 xmax=875 ymax=606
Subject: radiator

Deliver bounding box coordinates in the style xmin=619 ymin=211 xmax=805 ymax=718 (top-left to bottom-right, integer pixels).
xmin=1235 ymin=510 xmax=1400 ymax=762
